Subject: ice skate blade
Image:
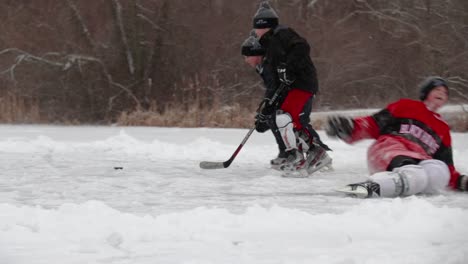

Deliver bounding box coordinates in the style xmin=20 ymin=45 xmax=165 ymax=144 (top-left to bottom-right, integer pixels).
xmin=279 ymin=162 xmax=308 ymax=177
xmin=281 ymin=169 xmax=309 ymax=178
xmin=334 ymin=186 xmax=369 ymax=198
xmin=271 ymin=164 xmax=286 ymax=171
xmin=307 ymin=156 xmax=333 ymax=175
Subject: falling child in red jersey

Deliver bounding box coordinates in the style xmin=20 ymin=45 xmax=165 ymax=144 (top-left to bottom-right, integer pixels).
xmin=326 ymin=77 xmax=467 ymax=198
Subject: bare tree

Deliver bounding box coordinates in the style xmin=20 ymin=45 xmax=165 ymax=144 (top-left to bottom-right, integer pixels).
xmin=0 ymin=0 xmax=466 ymax=124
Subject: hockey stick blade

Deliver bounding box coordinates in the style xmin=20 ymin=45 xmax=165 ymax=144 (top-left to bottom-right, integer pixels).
xmin=199 ymin=127 xmax=255 ymax=170
xmin=199 ymin=161 xmax=227 ymax=169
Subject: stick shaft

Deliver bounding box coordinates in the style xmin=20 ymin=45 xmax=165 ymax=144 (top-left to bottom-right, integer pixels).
xmin=198 ymin=86 xmax=287 ymax=170
xmin=199 ymin=127 xmax=255 ymax=169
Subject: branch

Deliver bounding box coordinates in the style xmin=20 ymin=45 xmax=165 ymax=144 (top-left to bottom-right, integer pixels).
xmin=66 ymin=54 xmax=141 ymax=108
xmin=336 ymin=0 xmax=424 ymax=43
xmin=66 ymin=0 xmax=96 ymax=49
xmin=0 ymin=48 xmax=141 ymax=109
xmin=112 ymin=0 xmax=135 ymax=75
xmin=447 ymin=76 xmax=468 ymax=101
xmin=0 ymin=48 xmax=65 ymax=82
xmin=137 ymin=13 xmax=165 ymax=31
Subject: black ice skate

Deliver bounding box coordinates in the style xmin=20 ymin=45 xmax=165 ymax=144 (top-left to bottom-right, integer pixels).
xmin=335 ymin=181 xmax=381 ymax=198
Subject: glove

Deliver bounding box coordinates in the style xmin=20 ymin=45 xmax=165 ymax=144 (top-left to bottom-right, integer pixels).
xmin=255 ymin=119 xmax=270 ymax=133
xmin=255 ymin=113 xmax=270 ymax=133
xmin=277 ymin=63 xmax=295 ymax=86
xmin=255 ymin=103 xmax=274 ymax=133
xmin=255 ymin=112 xmax=267 ymax=122
xmin=325 ymin=115 xmax=354 ymax=141
xmin=457 ymin=174 xmax=468 ymax=191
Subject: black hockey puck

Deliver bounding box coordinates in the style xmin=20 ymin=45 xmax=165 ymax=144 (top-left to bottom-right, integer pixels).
xmin=114 ymin=167 xmax=123 ymax=170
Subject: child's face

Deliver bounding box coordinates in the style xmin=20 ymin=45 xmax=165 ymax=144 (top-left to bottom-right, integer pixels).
xmin=425 ymin=86 xmax=448 ymax=111
xmin=244 ymin=56 xmax=262 ymax=68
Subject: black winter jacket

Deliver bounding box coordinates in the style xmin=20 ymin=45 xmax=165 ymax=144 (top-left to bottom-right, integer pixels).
xmin=258 ymin=25 xmax=319 ymax=100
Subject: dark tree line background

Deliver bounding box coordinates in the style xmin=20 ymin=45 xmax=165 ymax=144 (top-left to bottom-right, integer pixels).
xmin=1 ymin=0 xmax=467 ymax=124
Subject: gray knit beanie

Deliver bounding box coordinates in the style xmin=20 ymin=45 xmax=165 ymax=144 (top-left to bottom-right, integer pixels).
xmin=241 ymin=31 xmax=265 ymax=56
xmin=253 ymin=1 xmax=279 ymax=29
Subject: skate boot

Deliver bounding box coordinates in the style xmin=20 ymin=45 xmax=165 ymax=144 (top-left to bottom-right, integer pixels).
xmin=335 ymin=181 xmax=381 ymax=198
xmin=306 ymin=145 xmax=333 ymax=175
xmin=270 ymin=150 xmax=288 ymax=169
xmin=279 ymin=149 xmax=307 ymax=177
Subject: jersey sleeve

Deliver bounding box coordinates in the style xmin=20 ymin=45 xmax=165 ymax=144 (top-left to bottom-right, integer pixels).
xmin=346 ymin=109 xmax=388 ymax=143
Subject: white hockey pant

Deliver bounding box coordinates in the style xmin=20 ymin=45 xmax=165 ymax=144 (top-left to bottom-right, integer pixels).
xmin=276 ymin=113 xmax=296 ymax=151
xmin=369 ymin=159 xmax=450 ymax=197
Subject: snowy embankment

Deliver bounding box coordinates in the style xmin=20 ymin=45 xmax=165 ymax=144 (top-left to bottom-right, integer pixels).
xmin=0 ymin=122 xmax=467 ymax=263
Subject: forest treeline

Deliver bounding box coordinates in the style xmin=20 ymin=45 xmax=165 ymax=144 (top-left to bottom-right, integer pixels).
xmin=0 ymin=0 xmax=467 ymax=126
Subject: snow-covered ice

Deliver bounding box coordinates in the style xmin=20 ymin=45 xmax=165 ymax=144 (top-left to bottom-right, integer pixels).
xmin=1 ymin=125 xmax=467 ymax=264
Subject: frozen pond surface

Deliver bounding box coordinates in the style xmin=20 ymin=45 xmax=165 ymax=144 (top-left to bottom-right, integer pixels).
xmin=1 ymin=125 xmax=467 ymax=264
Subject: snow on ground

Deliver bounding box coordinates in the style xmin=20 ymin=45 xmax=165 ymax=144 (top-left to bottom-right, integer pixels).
xmin=0 ymin=125 xmax=467 ymax=264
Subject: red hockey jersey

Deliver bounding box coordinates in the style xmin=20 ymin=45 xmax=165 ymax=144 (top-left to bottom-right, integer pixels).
xmin=345 ymin=98 xmax=461 ymax=189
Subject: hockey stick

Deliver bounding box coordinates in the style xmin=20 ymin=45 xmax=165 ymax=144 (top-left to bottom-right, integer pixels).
xmin=199 ymin=126 xmax=256 ymax=169
xmin=199 ymin=83 xmax=288 ymax=170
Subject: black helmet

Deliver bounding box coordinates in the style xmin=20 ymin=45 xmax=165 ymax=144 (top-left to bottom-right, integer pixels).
xmin=419 ymin=76 xmax=448 ymax=101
